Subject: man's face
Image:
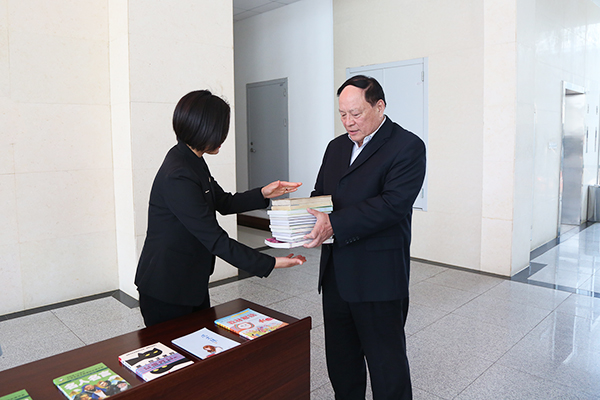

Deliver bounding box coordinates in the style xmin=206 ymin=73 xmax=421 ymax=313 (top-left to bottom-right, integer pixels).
xmin=338 ymin=85 xmax=385 ymax=146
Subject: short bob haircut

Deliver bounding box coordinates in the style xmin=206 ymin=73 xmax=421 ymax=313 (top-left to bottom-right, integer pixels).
xmin=336 ymin=75 xmax=386 ymax=107
xmin=173 ymin=90 xmax=230 ymax=153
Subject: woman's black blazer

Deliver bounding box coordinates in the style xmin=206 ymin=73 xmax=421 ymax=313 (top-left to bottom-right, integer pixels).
xmin=135 ymin=141 xmax=275 ymax=306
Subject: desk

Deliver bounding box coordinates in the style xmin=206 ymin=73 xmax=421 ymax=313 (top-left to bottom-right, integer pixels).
xmin=0 ymin=299 xmax=311 ymax=399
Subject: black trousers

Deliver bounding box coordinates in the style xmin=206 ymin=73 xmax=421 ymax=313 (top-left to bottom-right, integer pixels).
xmin=322 ymin=260 xmax=412 ymax=400
xmin=138 ymin=291 xmax=210 ymax=327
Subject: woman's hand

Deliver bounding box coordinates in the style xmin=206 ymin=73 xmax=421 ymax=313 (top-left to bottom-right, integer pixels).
xmin=262 ymin=180 xmax=302 ymax=199
xmin=274 ymin=254 xmax=306 ymax=268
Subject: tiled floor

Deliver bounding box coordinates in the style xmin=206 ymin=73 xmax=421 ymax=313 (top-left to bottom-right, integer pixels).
xmin=1 ymin=226 xmax=600 ymax=399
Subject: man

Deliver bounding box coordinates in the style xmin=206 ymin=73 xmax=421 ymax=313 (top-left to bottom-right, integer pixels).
xmin=305 ymin=75 xmax=426 ymax=399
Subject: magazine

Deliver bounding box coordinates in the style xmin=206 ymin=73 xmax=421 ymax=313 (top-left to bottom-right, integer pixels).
xmin=214 ymin=308 xmax=288 ymax=340
xmin=171 ymin=327 xmax=240 ymax=359
xmin=118 ymin=342 xmax=193 ymax=381
xmin=53 ymin=362 xmax=130 ymax=399
xmin=0 ymin=389 xmax=32 ymax=400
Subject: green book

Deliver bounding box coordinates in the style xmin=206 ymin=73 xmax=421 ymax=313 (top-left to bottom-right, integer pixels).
xmin=0 ymin=389 xmax=32 ymax=400
xmin=53 ymin=362 xmax=130 ymax=399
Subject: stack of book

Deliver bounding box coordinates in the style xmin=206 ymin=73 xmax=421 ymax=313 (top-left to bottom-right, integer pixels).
xmin=264 ymin=195 xmax=334 ymax=248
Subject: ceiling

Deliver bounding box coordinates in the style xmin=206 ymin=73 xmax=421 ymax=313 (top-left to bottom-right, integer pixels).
xmin=233 ymin=0 xmax=302 ymax=21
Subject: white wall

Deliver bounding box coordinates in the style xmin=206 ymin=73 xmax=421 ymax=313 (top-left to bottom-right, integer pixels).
xmin=234 ymin=0 xmax=335 ymax=197
xmin=523 ymin=0 xmax=600 ymax=251
xmin=332 ymin=0 xmax=600 ymax=276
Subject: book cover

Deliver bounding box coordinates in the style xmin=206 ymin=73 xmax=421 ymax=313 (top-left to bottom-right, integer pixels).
xmin=171 ymin=327 xmax=240 ymax=359
xmin=118 ymin=342 xmax=193 ymax=382
xmin=53 ymin=362 xmax=130 ymax=399
xmin=0 ymin=389 xmax=32 ymax=400
xmin=271 ymin=195 xmax=332 ymax=207
xmin=265 ymin=237 xmax=333 ymax=248
xmin=269 ymin=223 xmax=315 ymax=231
xmin=271 ymin=203 xmax=333 ymax=211
xmin=214 ymin=308 xmax=288 ymax=340
xmin=265 ymin=237 xmax=311 ymax=248
xmin=268 ymin=205 xmax=333 ymax=213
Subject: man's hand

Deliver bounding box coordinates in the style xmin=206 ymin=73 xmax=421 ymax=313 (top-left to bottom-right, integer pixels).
xmin=303 ymin=208 xmax=333 ymax=248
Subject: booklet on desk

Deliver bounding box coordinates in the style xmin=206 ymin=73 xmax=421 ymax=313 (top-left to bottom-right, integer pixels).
xmin=0 ymin=389 xmax=32 ymax=400
xmin=53 ymin=362 xmax=130 ymax=399
xmin=118 ymin=342 xmax=193 ymax=381
xmin=215 ymin=308 xmax=288 ymax=340
xmin=171 ymin=327 xmax=240 ymax=359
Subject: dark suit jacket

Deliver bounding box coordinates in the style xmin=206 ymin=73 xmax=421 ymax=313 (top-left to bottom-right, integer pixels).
xmin=135 ymin=141 xmax=275 ymax=306
xmin=312 ymin=117 xmax=426 ymax=303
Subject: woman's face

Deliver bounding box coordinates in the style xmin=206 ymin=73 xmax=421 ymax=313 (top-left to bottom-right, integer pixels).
xmin=205 ymin=145 xmax=221 ymax=155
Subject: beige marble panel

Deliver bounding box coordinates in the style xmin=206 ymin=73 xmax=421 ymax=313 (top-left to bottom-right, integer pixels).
xmin=108 ymin=0 xmax=128 ymax=41
xmin=411 ymin=210 xmax=482 ymax=270
xmin=8 ymin=0 xmax=108 ymax=40
xmin=20 ymin=231 xmax=118 ymax=309
xmin=484 ymin=42 xmax=517 ymax=108
xmin=9 ymin=32 xmax=109 ymax=105
xmin=133 ymin=167 xmax=157 ymax=241
xmin=480 ymin=217 xmax=513 ymax=276
xmin=128 ymin=35 xmax=234 ymax=104
xmin=0 ymin=99 xmax=16 ymax=173
xmin=13 ymin=104 xmax=112 ymax=173
xmin=128 ymin=0 xmax=232 ymax=47
xmin=130 ymin=102 xmax=177 ymax=172
xmin=0 ymin=244 xmax=23 ymax=315
xmin=484 ymin=0 xmax=516 ymax=46
xmin=0 ymin=1 xmax=8 ymax=99
xmin=115 ymin=225 xmax=138 ymax=299
xmin=482 ymin=104 xmax=516 ymax=221
xmin=0 ymin=174 xmax=18 ymax=246
xmin=109 ymin=35 xmax=131 ymax=107
xmin=15 ymin=169 xmax=116 ymax=243
xmin=334 ymin=0 xmax=483 ymax=66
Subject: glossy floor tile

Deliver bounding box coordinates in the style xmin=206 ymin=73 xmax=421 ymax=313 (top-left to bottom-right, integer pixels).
xmin=1 ymin=226 xmax=600 ymax=399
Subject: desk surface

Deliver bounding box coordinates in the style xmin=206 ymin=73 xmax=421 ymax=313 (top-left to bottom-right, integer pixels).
xmin=0 ymin=299 xmax=312 ymax=400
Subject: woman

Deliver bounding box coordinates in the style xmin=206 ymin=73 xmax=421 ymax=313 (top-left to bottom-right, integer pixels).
xmin=135 ymin=90 xmax=305 ymax=327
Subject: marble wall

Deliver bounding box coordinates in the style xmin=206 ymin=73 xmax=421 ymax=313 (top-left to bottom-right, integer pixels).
xmin=0 ymin=0 xmax=237 ymax=314
xmin=0 ymin=0 xmax=116 ymax=314
xmin=333 ymin=0 xmax=600 ymax=276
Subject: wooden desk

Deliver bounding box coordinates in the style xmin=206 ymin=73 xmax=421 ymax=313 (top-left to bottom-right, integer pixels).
xmin=0 ymin=299 xmax=312 ymax=399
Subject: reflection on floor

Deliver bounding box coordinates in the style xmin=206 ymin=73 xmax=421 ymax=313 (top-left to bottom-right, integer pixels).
xmin=514 ymin=222 xmax=600 ymax=298
xmin=1 ymin=226 xmax=599 ymax=399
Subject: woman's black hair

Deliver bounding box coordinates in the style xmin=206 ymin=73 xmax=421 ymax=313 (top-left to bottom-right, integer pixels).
xmin=336 ymin=75 xmax=386 ymax=106
xmin=173 ymin=90 xmax=230 ymax=152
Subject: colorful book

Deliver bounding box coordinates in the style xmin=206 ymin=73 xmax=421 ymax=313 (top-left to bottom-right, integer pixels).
xmin=214 ymin=308 xmax=288 ymax=340
xmin=53 ymin=362 xmax=130 ymax=399
xmin=0 ymin=389 xmax=32 ymax=400
xmin=118 ymin=342 xmax=193 ymax=381
xmin=171 ymin=327 xmax=240 ymax=359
